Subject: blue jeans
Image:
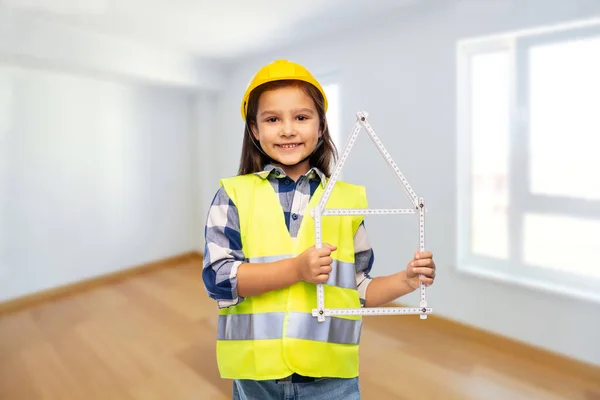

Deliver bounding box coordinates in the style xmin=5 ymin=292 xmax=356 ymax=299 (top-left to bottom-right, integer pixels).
xmin=232 ymin=376 xmax=361 ymax=400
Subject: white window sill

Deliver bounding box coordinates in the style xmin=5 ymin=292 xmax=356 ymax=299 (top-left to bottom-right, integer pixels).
xmin=456 ymin=263 xmax=600 ymax=305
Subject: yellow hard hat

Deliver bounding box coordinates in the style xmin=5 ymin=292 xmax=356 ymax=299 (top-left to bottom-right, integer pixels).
xmin=240 ymin=59 xmax=328 ymax=121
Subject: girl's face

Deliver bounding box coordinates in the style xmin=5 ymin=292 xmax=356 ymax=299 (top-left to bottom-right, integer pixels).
xmin=252 ymin=85 xmax=321 ymax=180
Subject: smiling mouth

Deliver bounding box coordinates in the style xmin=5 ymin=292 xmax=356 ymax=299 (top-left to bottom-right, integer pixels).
xmin=277 ymin=143 xmax=301 ymax=149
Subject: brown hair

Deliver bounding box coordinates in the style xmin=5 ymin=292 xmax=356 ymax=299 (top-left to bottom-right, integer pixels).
xmin=237 ymin=80 xmax=338 ymax=177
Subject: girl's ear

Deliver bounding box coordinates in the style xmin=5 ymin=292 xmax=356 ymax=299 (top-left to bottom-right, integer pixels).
xmin=251 ymin=124 xmax=259 ymax=141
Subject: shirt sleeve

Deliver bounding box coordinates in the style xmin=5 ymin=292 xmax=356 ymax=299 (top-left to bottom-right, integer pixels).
xmin=354 ymin=221 xmax=374 ymax=307
xmin=202 ymin=186 xmax=245 ymax=309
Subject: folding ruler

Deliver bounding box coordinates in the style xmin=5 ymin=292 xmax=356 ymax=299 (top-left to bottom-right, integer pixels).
xmin=312 ymin=111 xmax=433 ymax=322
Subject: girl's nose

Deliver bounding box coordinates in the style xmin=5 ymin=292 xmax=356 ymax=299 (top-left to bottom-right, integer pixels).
xmin=281 ymin=119 xmax=295 ymax=136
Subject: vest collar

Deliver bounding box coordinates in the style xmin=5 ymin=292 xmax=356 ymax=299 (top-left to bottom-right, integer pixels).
xmin=254 ymin=164 xmax=327 ymax=188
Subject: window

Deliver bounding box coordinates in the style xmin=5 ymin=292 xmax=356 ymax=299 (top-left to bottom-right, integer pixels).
xmin=321 ymin=79 xmax=344 ymax=179
xmin=322 ymin=81 xmax=342 ymax=150
xmin=457 ymin=20 xmax=600 ymax=303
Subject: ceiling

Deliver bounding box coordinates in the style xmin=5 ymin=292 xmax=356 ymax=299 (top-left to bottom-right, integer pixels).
xmin=0 ymin=0 xmax=422 ymax=60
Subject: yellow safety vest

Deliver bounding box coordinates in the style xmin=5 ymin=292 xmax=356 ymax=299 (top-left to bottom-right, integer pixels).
xmin=215 ymin=173 xmax=368 ymax=380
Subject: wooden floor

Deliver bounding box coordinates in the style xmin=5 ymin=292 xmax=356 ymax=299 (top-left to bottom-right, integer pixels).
xmin=1 ymin=256 xmax=599 ymax=400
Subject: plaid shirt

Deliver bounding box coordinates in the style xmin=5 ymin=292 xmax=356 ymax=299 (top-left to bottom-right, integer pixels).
xmin=202 ymin=164 xmax=374 ymax=309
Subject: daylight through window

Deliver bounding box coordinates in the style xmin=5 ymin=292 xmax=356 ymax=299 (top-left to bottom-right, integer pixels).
xmin=457 ymin=20 xmax=600 ymax=302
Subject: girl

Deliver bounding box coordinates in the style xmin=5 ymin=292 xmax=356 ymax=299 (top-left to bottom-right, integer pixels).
xmin=203 ymin=59 xmax=436 ymax=400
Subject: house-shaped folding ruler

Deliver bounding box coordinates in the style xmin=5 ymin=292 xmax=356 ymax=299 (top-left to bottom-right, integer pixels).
xmin=312 ymin=111 xmax=432 ymax=322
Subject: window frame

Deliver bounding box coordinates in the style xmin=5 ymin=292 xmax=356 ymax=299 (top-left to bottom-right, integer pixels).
xmin=319 ymin=76 xmax=343 ymax=150
xmin=318 ymin=73 xmax=345 ymax=179
xmin=456 ymin=21 xmax=600 ymax=304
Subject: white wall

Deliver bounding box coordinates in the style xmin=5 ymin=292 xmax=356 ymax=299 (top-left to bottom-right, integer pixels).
xmin=0 ymin=3 xmax=225 ymax=302
xmin=191 ymin=91 xmax=221 ymax=251
xmin=0 ymin=63 xmax=212 ymax=302
xmin=213 ymin=0 xmax=600 ymax=366
xmin=0 ymin=7 xmax=224 ymax=90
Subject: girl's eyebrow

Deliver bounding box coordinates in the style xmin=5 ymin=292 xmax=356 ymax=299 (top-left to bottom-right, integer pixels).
xmin=259 ymin=110 xmax=278 ymax=118
xmin=259 ymin=108 xmax=315 ymax=118
xmin=294 ymin=108 xmax=315 ymax=115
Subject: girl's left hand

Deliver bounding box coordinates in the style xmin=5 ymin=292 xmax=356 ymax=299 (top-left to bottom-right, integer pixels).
xmin=406 ymin=250 xmax=436 ymax=290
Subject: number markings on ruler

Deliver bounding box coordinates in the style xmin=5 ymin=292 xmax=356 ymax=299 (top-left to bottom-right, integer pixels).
xmin=312 ymin=307 xmax=433 ymax=317
xmin=322 ymin=208 xmax=416 ymax=216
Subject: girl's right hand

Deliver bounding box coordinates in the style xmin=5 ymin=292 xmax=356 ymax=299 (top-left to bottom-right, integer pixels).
xmin=295 ymin=244 xmax=337 ymax=284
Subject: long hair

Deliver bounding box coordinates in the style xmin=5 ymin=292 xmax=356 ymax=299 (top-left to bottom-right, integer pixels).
xmin=237 ymin=80 xmax=338 ymax=177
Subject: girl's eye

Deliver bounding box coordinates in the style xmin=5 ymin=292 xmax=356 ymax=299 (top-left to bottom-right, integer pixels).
xmin=297 ymin=115 xmax=308 ymax=121
xmin=266 ymin=117 xmax=278 ymax=123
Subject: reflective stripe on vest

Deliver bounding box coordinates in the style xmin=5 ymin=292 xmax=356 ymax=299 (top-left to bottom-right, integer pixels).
xmin=247 ymin=256 xmax=356 ymax=290
xmin=218 ymin=312 xmax=362 ymax=345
